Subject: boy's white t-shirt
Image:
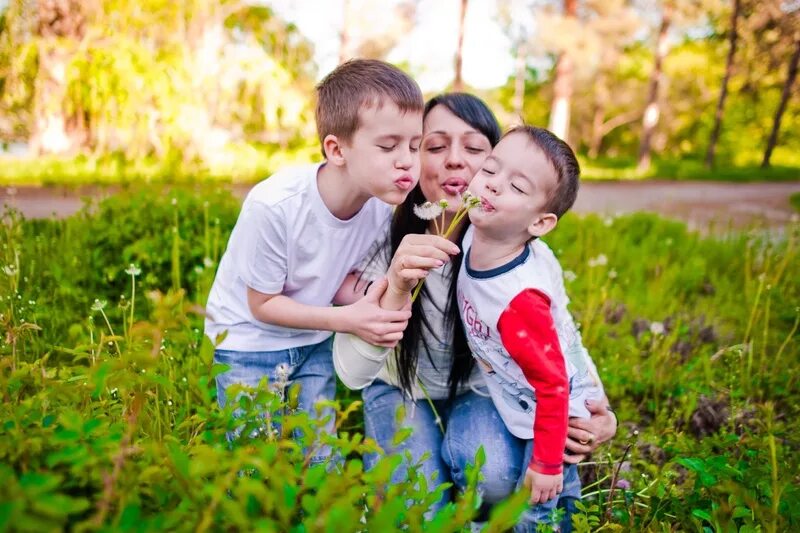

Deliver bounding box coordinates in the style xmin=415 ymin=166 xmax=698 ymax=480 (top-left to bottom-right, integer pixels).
xmin=205 ymin=162 xmax=392 ymax=351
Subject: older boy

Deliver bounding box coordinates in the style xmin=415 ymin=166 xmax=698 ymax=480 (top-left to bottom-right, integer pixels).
xmin=205 ymin=59 xmax=424 ymax=463
xmin=457 ymin=126 xmax=606 ymax=531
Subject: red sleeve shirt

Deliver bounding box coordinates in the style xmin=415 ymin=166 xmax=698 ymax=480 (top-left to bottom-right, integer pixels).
xmin=498 ymin=288 xmax=569 ymax=475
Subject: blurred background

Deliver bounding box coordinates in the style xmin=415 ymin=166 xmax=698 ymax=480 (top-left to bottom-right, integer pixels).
xmin=0 ymin=0 xmax=798 ymax=184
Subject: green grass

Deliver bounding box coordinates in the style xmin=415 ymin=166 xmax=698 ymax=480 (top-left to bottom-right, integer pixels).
xmin=1 ymin=152 xmax=798 ymax=186
xmin=0 ymin=143 xmax=320 ymax=186
xmin=1 ymin=188 xmax=798 ymax=530
xmin=791 ymin=192 xmax=800 ymax=212
xmin=581 ymin=156 xmax=800 ymax=182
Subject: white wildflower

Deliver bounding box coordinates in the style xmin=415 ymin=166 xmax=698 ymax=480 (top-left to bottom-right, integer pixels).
xmin=563 ymin=270 xmax=577 ymax=283
xmin=608 ymin=269 xmax=618 ymax=280
xmin=588 ymin=254 xmax=608 ymax=268
xmin=124 ymin=263 xmax=141 ymax=276
xmin=413 ymin=201 xmax=444 ymax=221
xmin=603 ymin=217 xmax=614 ymax=227
xmin=650 ymin=322 xmax=665 ymax=336
xmin=462 ymin=190 xmax=480 ymax=209
xmin=203 ymin=257 xmax=214 ymax=268
xmin=91 ymin=299 xmax=107 ymax=311
xmin=2 ymin=265 xmax=16 ymax=276
xmin=171 ymin=198 xmax=177 ymax=206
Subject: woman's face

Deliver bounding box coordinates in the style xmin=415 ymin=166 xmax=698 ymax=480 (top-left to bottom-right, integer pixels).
xmin=420 ymin=105 xmax=493 ymax=213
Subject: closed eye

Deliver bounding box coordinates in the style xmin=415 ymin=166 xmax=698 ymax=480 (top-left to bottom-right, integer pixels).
xmin=466 ymin=147 xmax=485 ymax=154
xmin=377 ymin=145 xmax=396 ymax=152
xmin=426 ymin=145 xmax=445 ymax=153
xmin=481 ymin=167 xmax=495 ymax=175
xmin=511 ymin=183 xmax=526 ymax=194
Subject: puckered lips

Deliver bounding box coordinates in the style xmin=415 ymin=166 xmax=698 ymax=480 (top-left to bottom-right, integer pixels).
xmin=394 ymin=175 xmax=414 ymax=191
xmin=479 ymin=196 xmax=496 ymax=212
xmin=442 ymin=177 xmax=468 ymax=197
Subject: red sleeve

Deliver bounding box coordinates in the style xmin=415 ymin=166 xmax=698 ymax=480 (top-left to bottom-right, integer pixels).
xmin=497 ymin=288 xmax=568 ymax=475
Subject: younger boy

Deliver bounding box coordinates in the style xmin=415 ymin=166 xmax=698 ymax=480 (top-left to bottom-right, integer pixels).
xmin=456 ymin=126 xmax=605 ymax=529
xmin=204 ymin=59 xmax=424 ymax=462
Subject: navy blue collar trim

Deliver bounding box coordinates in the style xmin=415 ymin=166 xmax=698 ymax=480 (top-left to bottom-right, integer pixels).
xmin=465 ymin=245 xmax=530 ymax=279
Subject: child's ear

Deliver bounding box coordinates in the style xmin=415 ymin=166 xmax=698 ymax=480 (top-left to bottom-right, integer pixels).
xmin=528 ymin=213 xmax=558 ymax=238
xmin=323 ymin=134 xmax=346 ymax=166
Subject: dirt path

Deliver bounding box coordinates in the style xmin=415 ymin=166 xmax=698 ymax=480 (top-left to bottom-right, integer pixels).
xmin=2 ymin=181 xmax=799 ymax=232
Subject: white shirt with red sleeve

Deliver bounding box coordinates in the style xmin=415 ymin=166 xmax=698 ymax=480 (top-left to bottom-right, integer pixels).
xmin=457 ymin=226 xmax=604 ymax=474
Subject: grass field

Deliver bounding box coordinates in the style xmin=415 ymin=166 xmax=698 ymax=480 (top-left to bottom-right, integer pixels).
xmin=0 ymin=188 xmax=797 ymax=531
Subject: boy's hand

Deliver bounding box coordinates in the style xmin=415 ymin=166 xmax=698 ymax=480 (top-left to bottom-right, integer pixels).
xmin=523 ymin=468 xmax=563 ymax=504
xmin=387 ymin=234 xmax=460 ymax=294
xmin=342 ymin=278 xmax=412 ymax=347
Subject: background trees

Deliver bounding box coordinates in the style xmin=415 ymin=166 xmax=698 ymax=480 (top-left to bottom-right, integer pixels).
xmin=0 ymin=0 xmax=797 ymax=176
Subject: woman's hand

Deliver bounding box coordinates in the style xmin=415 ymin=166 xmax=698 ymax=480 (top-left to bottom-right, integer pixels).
xmin=386 ymin=234 xmax=460 ymax=294
xmin=563 ymin=399 xmax=618 ymax=464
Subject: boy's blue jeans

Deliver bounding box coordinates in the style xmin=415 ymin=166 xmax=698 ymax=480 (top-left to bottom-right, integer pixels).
xmin=213 ymin=336 xmax=336 ymax=465
xmin=362 ymin=379 xmax=582 ymax=530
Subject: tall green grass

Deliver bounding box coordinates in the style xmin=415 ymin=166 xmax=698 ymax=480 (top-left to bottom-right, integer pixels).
xmin=0 ymin=189 xmax=797 ymax=531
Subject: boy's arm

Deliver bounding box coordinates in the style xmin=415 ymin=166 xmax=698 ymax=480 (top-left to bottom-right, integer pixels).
xmin=497 ymin=288 xmax=569 ymax=475
xmin=332 ymin=272 xmax=372 ymax=306
xmin=247 ymin=279 xmax=411 ymax=347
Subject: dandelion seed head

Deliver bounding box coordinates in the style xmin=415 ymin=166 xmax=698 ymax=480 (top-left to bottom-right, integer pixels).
xmin=125 ymin=264 xmax=141 ymax=276
xmin=91 ymin=299 xmax=107 ymax=311
xmin=563 ymin=270 xmax=577 ymax=283
xmin=413 ymin=201 xmax=444 ymax=221
xmin=650 ymin=322 xmax=665 ymax=336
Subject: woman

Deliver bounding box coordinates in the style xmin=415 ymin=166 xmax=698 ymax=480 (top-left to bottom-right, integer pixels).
xmin=333 ymin=93 xmax=616 ymax=527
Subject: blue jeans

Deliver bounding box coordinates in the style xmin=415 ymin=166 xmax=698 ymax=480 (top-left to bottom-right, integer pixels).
xmin=362 ymin=379 xmax=525 ymax=515
xmin=213 ymin=337 xmax=336 ymax=465
xmin=514 ymin=440 xmax=581 ymax=532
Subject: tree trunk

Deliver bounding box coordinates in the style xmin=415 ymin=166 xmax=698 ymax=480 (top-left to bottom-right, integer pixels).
xmin=30 ymin=0 xmax=87 ymax=155
xmin=705 ymin=0 xmax=740 ymax=168
xmin=339 ymin=0 xmax=350 ymax=64
xmin=513 ymin=39 xmax=526 ymax=117
xmin=589 ymin=72 xmax=608 ymax=158
xmin=762 ymin=38 xmax=800 ymax=168
xmin=547 ymin=0 xmax=577 ymax=142
xmin=453 ymin=0 xmax=468 ymax=91
xmin=637 ymin=7 xmax=671 ymax=173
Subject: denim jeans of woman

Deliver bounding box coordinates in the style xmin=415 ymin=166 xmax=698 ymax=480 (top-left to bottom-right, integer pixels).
xmin=362 ymin=379 xmax=525 ymax=516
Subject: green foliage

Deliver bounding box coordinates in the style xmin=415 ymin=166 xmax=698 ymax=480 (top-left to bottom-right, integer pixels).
xmin=1 ymin=189 xmax=799 ymax=530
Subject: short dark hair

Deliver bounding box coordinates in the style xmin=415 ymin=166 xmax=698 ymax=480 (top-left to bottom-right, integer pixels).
xmin=315 ymin=59 xmax=423 ymax=154
xmin=423 ymin=92 xmax=501 ymax=147
xmin=505 ymin=125 xmax=580 ymax=218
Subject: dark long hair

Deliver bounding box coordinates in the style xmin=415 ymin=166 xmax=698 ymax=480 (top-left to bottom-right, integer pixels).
xmin=388 ymin=93 xmax=501 ymax=402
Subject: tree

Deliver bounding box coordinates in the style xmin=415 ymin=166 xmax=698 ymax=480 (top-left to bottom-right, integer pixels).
xmin=339 ymin=0 xmax=350 ymax=64
xmin=583 ymin=0 xmax=641 ymax=157
xmin=547 ymin=0 xmax=577 ymax=142
xmin=0 ymin=0 xmax=315 ymax=161
xmin=705 ymin=0 xmax=741 ymax=168
xmin=636 ymin=3 xmax=671 ymax=172
xmin=762 ymin=37 xmax=800 ymax=168
xmin=453 ymin=0 xmax=468 ymax=91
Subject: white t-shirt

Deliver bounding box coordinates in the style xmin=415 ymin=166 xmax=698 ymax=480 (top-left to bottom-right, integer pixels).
xmin=205 ymin=162 xmax=392 ymax=351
